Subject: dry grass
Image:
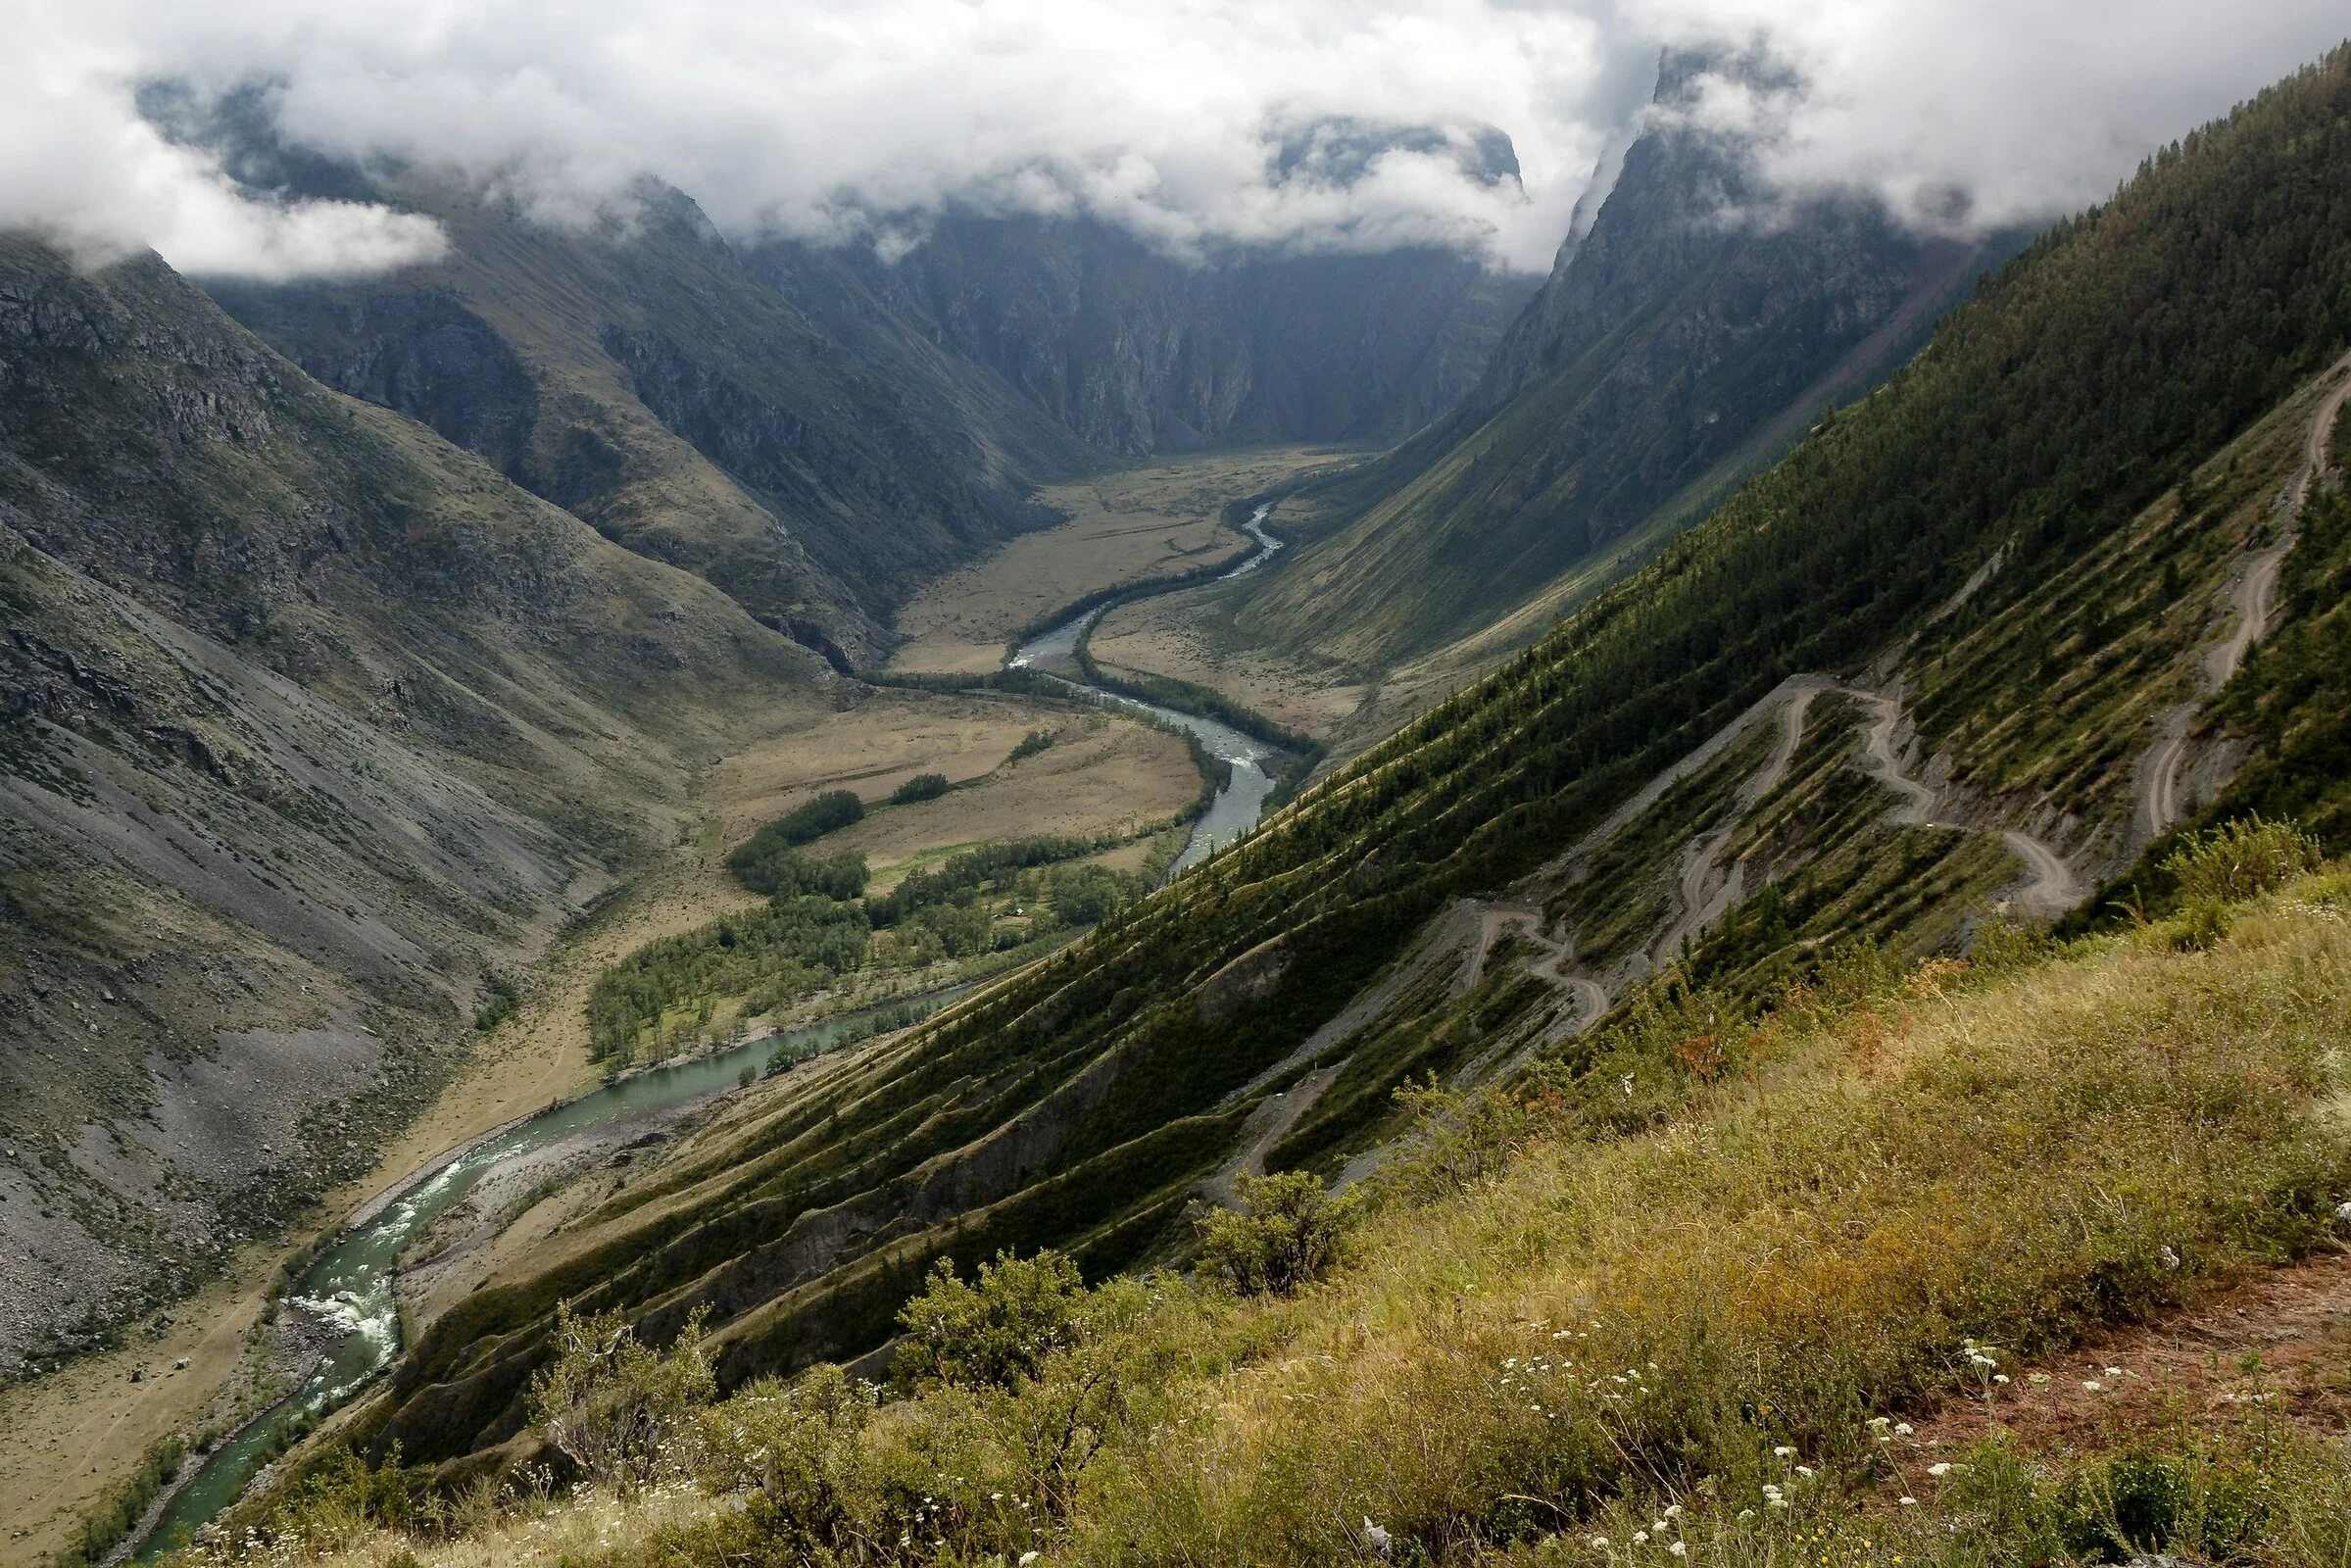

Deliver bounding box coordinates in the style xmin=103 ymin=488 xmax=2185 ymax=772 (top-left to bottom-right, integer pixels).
xmin=1090 ymin=587 xmax=1370 ymax=739
xmin=821 ymin=713 xmax=1198 ymax=882
xmin=176 ymin=878 xmax=2351 ymax=1568
xmin=179 ymin=1481 xmax=714 ymax=1568
xmin=886 ymin=447 xmax=1351 ymax=675
xmin=1054 ymin=889 xmax=2350 ymax=1562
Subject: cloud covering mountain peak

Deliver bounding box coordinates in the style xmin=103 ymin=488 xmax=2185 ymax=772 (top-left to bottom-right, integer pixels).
xmin=5 ymin=0 xmax=2343 ymax=281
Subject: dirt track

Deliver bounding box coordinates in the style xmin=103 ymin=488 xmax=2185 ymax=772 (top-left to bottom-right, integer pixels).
xmin=1904 ymin=1250 xmax=2351 ymax=1459
xmin=2138 ymin=350 xmax=2351 ymax=844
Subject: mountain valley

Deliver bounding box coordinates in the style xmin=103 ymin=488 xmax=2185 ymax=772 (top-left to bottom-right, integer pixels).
xmin=5 ymin=24 xmax=2351 ymax=1568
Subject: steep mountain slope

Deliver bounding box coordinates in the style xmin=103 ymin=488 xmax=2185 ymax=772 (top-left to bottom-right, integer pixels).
xmin=342 ymin=44 xmax=2351 ymax=1476
xmin=0 ymin=236 xmax=827 ymax=1371
xmin=208 ymin=180 xmax=1100 ymax=669
xmin=851 ymin=212 xmax=1539 ymax=456
xmin=1217 ymin=50 xmax=2012 ymax=675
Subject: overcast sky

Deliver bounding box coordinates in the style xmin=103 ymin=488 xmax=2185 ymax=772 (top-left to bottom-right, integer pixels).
xmin=5 ymin=0 xmax=2345 ymax=281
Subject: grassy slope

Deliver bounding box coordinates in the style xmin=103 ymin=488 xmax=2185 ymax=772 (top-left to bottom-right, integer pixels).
xmin=241 ymin=870 xmax=2351 ymax=1567
xmin=336 ymin=47 xmax=2351 ymax=1473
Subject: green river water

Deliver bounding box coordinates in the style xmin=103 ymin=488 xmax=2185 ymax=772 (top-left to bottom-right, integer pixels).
xmin=135 ymin=999 xmax=947 ymax=1556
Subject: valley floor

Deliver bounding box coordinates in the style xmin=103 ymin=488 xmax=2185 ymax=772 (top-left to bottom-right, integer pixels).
xmin=885 ymin=445 xmax=1356 ymax=677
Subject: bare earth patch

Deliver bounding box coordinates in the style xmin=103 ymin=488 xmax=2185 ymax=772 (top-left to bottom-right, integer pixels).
xmin=1906 ymin=1250 xmax=2351 ymax=1459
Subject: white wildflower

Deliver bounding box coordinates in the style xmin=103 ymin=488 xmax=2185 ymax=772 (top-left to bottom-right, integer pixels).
xmin=1928 ymin=1462 xmax=1952 ymax=1477
xmin=1898 ymin=1496 xmax=1918 ymax=1507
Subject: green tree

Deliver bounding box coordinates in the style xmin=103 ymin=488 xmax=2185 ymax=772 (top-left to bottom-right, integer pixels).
xmin=891 ymin=771 xmax=952 ymax=804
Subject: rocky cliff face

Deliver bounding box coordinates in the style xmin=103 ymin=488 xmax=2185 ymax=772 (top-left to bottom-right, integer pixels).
xmin=846 ymin=214 xmax=1539 ymax=457
xmin=1226 ymin=49 xmax=2015 ymax=670
xmin=0 ymin=237 xmax=823 ymax=1369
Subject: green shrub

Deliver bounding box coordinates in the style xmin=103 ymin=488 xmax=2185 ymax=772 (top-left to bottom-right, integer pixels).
xmin=527 ymin=1302 xmax=716 ymax=1492
xmin=1196 ymin=1171 xmax=1354 ymax=1297
xmin=725 ymin=790 xmax=865 ymax=889
xmin=690 ymin=1364 xmax=879 ymax=1557
xmin=263 ymin=1445 xmax=419 ymax=1554
xmin=2173 ymin=896 xmax=2234 ymax=952
xmin=2162 ymin=813 xmax=2323 ymax=903
xmin=863 ymin=834 xmax=1115 ymax=926
xmin=893 ymin=1250 xmax=1088 ymax=1391
xmin=1048 ymin=863 xmax=1132 ymax=926
xmin=471 ymin=971 xmax=518 ymax=1032
xmin=891 ymin=771 xmax=952 ymax=805
xmin=1007 ymin=728 xmax=1055 ymax=762
xmin=587 ymin=895 xmax=869 ymax=1060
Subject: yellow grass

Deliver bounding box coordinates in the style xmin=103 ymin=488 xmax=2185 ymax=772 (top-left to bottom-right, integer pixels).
xmin=222 ymin=880 xmax=2351 ymax=1568
xmin=886 ymin=447 xmax=1353 ymax=675
xmin=1090 ymin=584 xmax=1371 ymax=739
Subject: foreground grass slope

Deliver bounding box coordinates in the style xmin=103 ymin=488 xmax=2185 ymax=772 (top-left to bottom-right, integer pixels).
xmin=337 ymin=46 xmax=2351 ymax=1470
xmin=206 ymin=862 xmax=2351 ymax=1566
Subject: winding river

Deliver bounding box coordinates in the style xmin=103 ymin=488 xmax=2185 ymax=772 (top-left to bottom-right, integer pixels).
xmin=134 ymin=999 xmax=949 ymax=1557
xmin=135 ymin=503 xmax=1292 ymax=1554
xmin=1009 ymin=501 xmax=1289 ymax=876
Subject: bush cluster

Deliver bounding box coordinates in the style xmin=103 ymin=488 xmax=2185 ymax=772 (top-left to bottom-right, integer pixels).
xmin=725 ymin=789 xmax=866 ymax=890
xmin=890 ymin=772 xmax=951 ymax=805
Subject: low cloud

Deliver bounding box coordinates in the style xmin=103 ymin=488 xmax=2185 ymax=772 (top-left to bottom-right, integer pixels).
xmin=2 ymin=0 xmax=2343 ymax=282
xmin=0 ymin=36 xmax=444 ymax=277
xmin=1637 ymin=0 xmax=2350 ymax=233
